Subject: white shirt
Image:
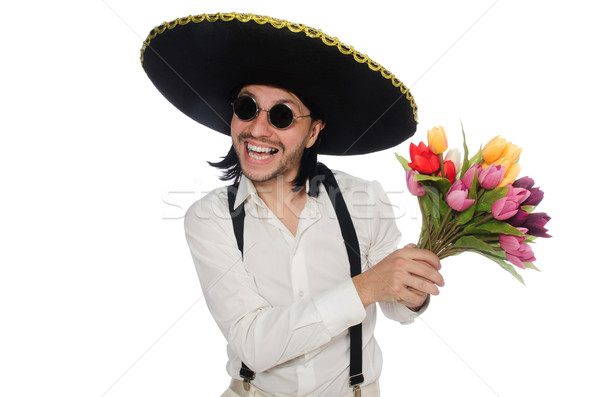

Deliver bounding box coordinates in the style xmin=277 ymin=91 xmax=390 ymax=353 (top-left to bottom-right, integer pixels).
xmin=184 ymin=169 xmax=426 ymax=396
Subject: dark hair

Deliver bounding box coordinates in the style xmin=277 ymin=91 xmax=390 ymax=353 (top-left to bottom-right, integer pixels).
xmin=207 ymin=133 xmax=322 ymax=190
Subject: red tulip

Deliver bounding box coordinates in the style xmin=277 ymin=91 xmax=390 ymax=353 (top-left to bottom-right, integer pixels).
xmin=436 ymin=160 xmax=457 ymax=183
xmin=408 ymin=142 xmax=440 ymax=174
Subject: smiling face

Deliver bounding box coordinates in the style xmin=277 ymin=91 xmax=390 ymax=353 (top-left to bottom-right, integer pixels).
xmin=230 ymin=85 xmax=324 ymax=187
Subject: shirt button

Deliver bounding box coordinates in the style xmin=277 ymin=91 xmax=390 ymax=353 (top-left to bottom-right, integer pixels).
xmin=298 ymin=291 xmax=304 ymax=297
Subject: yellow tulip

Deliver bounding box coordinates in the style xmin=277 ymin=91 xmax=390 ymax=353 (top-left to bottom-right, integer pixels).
xmin=499 ymin=162 xmax=521 ymax=187
xmin=499 ymin=142 xmax=522 ymax=165
xmin=427 ymin=126 xmax=448 ymax=155
xmin=482 ymin=136 xmax=507 ymax=164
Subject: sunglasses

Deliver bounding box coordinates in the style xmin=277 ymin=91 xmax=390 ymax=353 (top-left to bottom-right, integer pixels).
xmin=231 ymin=95 xmax=311 ymax=129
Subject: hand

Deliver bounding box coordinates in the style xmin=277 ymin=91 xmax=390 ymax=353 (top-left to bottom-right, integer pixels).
xmin=352 ymin=244 xmax=444 ymax=308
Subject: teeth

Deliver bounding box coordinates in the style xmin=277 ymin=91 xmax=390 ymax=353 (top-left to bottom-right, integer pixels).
xmin=247 ymin=143 xmax=276 ymax=153
xmin=248 ymin=151 xmax=273 ymax=160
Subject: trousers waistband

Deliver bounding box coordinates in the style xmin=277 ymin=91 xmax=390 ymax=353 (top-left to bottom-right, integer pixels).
xmin=229 ymin=378 xmax=379 ymax=397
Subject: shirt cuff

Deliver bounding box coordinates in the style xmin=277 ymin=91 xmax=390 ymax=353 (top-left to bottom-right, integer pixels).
xmin=313 ymin=278 xmax=366 ymax=337
xmin=379 ymin=294 xmax=430 ymax=325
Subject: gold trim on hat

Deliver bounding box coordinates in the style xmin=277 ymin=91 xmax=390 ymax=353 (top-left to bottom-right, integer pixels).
xmin=140 ymin=12 xmax=418 ymax=122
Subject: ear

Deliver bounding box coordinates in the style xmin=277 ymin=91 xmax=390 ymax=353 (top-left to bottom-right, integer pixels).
xmin=305 ymin=120 xmax=326 ymax=149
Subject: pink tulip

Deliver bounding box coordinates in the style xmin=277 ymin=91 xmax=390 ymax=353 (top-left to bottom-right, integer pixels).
xmin=478 ymin=164 xmax=505 ymax=189
xmin=406 ymin=169 xmax=426 ymax=196
xmin=499 ymin=228 xmax=535 ymax=269
xmin=461 ymin=164 xmax=482 ymax=188
xmin=507 ymin=185 xmax=531 ymax=205
xmin=446 ymin=180 xmax=475 ymax=211
xmin=505 ymin=245 xmax=536 ymax=269
xmin=491 ymin=196 xmax=520 ymax=220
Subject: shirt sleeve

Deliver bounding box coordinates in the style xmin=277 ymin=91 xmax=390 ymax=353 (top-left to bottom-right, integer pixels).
xmin=365 ymin=180 xmax=429 ymax=324
xmin=184 ymin=192 xmax=366 ymax=373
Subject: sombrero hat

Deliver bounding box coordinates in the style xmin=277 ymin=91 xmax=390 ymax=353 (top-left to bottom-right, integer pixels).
xmin=140 ymin=12 xmax=417 ymax=155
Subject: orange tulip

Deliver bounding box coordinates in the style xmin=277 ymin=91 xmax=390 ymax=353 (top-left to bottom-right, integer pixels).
xmin=499 ymin=142 xmax=522 ymax=165
xmin=482 ymin=135 xmax=507 ymax=164
xmin=427 ymin=126 xmax=448 ymax=155
xmin=499 ymin=162 xmax=521 ymax=187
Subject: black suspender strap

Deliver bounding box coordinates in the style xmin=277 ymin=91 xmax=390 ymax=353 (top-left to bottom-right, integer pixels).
xmin=316 ymin=163 xmax=364 ymax=388
xmin=227 ymin=186 xmax=255 ymax=385
xmin=226 ymin=163 xmax=364 ymax=388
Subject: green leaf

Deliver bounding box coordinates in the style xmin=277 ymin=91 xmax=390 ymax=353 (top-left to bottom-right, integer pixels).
xmin=468 ymin=147 xmax=482 ymax=168
xmin=476 ymin=251 xmax=525 ymax=284
xmin=524 ymin=262 xmax=541 ymax=271
xmin=454 ymin=236 xmax=497 ymax=253
xmin=465 ymin=220 xmax=525 ymax=236
xmin=420 ymin=193 xmax=433 ymax=220
xmin=524 ymin=235 xmax=537 ymax=244
xmin=424 ymin=189 xmax=441 ymax=230
xmin=469 ymin=168 xmax=479 ymax=199
xmin=476 ymin=186 xmax=509 ymax=212
xmin=455 ymin=204 xmax=476 ymax=225
xmin=414 ymin=174 xmax=451 ymax=196
xmin=521 ymin=205 xmax=536 ymax=214
xmin=395 ymin=153 xmax=411 ymax=171
xmin=460 ymin=121 xmax=471 ymax=178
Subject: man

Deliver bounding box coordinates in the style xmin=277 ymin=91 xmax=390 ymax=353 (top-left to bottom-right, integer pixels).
xmin=141 ymin=12 xmax=444 ymax=397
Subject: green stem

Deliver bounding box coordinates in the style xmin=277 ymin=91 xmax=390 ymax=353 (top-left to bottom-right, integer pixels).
xmin=432 ymin=209 xmax=453 ymax=251
xmin=417 ymin=197 xmax=432 ymax=250
xmin=439 ymin=154 xmax=445 ymax=178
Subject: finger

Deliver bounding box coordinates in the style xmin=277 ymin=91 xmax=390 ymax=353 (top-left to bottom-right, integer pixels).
xmin=405 ymin=273 xmax=440 ymax=296
xmin=396 ymin=248 xmax=442 ymax=270
xmin=396 ymin=287 xmax=428 ymax=308
xmin=403 ymin=260 xmax=445 ymax=287
xmin=404 ymin=243 xmax=417 ymax=248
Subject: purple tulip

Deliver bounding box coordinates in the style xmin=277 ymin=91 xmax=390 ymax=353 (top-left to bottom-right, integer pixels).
xmin=461 ymin=164 xmax=482 ymax=188
xmin=522 ymin=187 xmax=544 ymax=206
xmin=507 ymin=209 xmax=529 ymax=227
xmin=491 ymin=197 xmax=520 ymax=220
xmin=513 ymin=176 xmax=544 ymax=206
xmin=513 ymin=176 xmax=535 ymax=190
xmin=406 ymin=169 xmax=426 ymax=196
xmin=446 ymin=180 xmax=476 ymax=211
xmin=479 ymin=164 xmax=506 ymax=189
xmin=523 ymin=212 xmax=551 ymax=238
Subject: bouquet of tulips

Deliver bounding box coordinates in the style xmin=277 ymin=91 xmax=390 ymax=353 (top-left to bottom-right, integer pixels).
xmin=396 ymin=125 xmax=551 ymax=283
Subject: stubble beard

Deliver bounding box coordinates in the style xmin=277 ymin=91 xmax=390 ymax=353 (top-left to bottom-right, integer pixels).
xmin=234 ymin=133 xmax=309 ymax=184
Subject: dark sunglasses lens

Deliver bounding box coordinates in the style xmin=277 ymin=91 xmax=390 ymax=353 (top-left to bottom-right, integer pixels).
xmin=269 ymin=104 xmax=294 ymax=129
xmin=233 ymin=96 xmax=257 ymax=121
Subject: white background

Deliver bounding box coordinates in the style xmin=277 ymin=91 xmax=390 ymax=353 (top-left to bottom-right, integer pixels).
xmin=1 ymin=1 xmax=598 ymax=396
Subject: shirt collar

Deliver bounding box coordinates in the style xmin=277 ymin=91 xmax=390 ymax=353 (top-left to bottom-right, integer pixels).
xmin=232 ymin=175 xmax=254 ymax=210
xmin=232 ymin=175 xmax=322 ymax=210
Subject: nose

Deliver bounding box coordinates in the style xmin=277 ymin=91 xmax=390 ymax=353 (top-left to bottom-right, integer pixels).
xmin=248 ymin=107 xmax=273 ymax=138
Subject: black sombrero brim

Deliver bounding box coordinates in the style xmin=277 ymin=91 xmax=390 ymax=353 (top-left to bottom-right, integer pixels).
xmin=141 ymin=13 xmax=418 ymax=156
